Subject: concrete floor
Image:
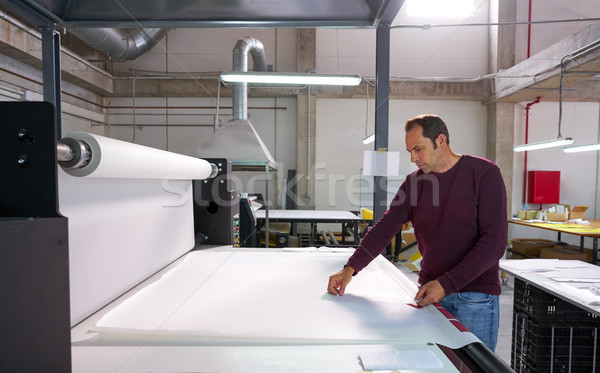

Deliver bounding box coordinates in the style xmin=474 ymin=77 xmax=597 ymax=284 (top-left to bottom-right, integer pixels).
xmin=497 ymin=274 xmax=515 ymax=367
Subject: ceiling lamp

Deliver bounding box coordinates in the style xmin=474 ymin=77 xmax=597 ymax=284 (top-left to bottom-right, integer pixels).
xmin=220 ymin=72 xmax=362 ymax=86
xmin=362 ymin=134 xmax=375 ymax=144
xmin=514 ymin=137 xmax=573 ymax=152
xmin=563 ymin=142 xmax=600 ymax=153
xmin=514 ymin=56 xmax=574 ymax=153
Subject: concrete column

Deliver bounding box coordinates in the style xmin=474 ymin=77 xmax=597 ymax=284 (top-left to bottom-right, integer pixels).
xmin=488 ymin=0 xmax=517 ymax=218
xmin=487 ymin=103 xmax=515 ymax=218
xmin=296 ymin=29 xmax=316 ymax=209
xmin=488 ymin=0 xmax=516 ymax=74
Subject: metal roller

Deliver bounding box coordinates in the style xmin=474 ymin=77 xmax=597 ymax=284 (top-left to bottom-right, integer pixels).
xmin=57 ymin=137 xmax=92 ymax=170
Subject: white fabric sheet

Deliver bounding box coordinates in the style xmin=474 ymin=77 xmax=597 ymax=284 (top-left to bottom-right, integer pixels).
xmin=60 ymin=171 xmax=195 ymax=325
xmin=94 ymin=249 xmax=478 ymax=349
xmin=500 ymin=259 xmax=600 ymax=313
xmin=359 ymin=349 xmax=444 ymax=370
xmin=72 ymin=342 xmax=459 ymax=373
xmin=499 ymin=259 xmax=588 ymax=272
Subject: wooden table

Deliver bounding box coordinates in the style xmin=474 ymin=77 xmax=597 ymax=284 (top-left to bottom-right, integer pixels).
xmin=509 ymin=219 xmax=600 ymax=264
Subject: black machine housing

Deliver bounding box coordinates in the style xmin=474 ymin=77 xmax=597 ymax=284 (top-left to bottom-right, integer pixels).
xmin=193 ymin=158 xmax=239 ymax=246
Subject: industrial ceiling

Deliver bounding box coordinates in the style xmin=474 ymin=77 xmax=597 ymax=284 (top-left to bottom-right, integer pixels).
xmin=1 ymin=0 xmax=403 ymax=28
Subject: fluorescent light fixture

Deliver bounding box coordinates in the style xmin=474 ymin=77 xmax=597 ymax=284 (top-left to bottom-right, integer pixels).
xmin=362 ymin=134 xmax=375 ymax=144
xmin=220 ymin=72 xmax=361 ymax=86
xmin=513 ymin=137 xmax=573 ymax=152
xmin=514 ymin=59 xmax=577 ymax=153
xmin=563 ymin=142 xmax=600 ymax=153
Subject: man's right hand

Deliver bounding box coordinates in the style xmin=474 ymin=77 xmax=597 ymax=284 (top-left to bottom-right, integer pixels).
xmin=327 ymin=266 xmax=355 ymax=296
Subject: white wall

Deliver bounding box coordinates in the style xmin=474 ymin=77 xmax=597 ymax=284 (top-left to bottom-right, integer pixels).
xmin=315 ymin=98 xmax=488 ymax=211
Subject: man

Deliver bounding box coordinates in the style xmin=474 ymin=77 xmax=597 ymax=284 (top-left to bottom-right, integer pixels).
xmin=327 ymin=114 xmax=507 ymax=351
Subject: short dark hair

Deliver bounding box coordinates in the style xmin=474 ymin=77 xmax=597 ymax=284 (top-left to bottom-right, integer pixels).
xmin=405 ymin=114 xmax=450 ymax=150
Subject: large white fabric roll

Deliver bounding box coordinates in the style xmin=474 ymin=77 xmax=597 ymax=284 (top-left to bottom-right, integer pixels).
xmin=61 ymin=132 xmax=212 ymax=180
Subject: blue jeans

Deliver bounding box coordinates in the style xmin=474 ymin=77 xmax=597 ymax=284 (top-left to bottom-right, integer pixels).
xmin=439 ymin=292 xmax=499 ymax=351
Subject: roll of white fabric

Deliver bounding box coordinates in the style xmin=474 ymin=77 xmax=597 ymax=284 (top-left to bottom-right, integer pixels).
xmin=60 ymin=132 xmax=212 ymax=180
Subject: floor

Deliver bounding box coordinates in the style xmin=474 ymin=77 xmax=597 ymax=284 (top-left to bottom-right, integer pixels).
xmin=497 ymin=274 xmax=515 ymax=367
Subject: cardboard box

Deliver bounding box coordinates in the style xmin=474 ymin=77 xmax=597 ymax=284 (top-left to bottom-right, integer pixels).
xmin=402 ymin=232 xmax=416 ymax=245
xmin=551 ymin=204 xmax=569 ymax=214
xmin=553 ymin=243 xmax=594 ymax=263
xmin=540 ymin=246 xmax=588 ymax=262
xmin=545 ymin=212 xmax=568 ymax=222
xmin=517 ymin=210 xmax=539 ymax=220
xmin=510 ymin=238 xmax=555 ymax=259
xmin=569 ymin=205 xmax=588 ymax=220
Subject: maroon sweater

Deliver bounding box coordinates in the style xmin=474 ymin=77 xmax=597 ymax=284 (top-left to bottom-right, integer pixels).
xmin=346 ymin=155 xmax=507 ymax=295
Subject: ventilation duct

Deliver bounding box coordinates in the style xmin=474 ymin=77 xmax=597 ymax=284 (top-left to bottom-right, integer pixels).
xmin=232 ymin=36 xmax=268 ymax=120
xmin=196 ymin=37 xmax=276 ymax=171
xmin=68 ymin=28 xmax=169 ymax=61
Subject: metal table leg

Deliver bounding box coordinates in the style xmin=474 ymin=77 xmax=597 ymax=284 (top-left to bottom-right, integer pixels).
xmin=593 ymin=237 xmax=598 ymax=265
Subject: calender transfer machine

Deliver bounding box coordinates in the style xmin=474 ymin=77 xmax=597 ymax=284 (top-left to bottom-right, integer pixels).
xmin=0 ymin=101 xmax=513 ymax=373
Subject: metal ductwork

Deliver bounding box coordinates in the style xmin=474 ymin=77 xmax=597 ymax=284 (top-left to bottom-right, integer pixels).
xmin=232 ymin=36 xmax=268 ymax=120
xmin=196 ymin=37 xmax=276 ymax=171
xmin=68 ymin=28 xmax=169 ymax=61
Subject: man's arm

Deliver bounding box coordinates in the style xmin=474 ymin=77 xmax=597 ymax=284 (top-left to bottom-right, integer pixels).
xmin=325 ymin=183 xmax=410 ymax=295
xmin=344 ymin=185 xmax=411 ymax=275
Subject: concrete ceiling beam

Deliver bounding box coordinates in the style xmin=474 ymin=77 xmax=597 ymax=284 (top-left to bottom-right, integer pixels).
xmin=111 ymin=78 xmax=488 ymax=101
xmin=491 ymin=22 xmax=600 ymax=103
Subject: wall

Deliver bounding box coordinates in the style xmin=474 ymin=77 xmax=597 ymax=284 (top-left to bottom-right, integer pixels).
xmin=315 ymin=98 xmax=488 ymax=211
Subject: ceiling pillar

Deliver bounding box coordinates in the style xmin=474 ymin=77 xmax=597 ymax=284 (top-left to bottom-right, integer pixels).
xmin=488 ymin=0 xmax=517 ymax=218
xmin=295 ymin=29 xmax=316 ymax=209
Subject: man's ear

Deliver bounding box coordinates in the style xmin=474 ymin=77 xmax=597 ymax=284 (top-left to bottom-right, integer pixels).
xmin=437 ymin=134 xmax=446 ymax=147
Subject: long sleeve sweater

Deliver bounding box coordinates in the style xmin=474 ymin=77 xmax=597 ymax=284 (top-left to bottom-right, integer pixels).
xmin=346 ymin=155 xmax=507 ymax=296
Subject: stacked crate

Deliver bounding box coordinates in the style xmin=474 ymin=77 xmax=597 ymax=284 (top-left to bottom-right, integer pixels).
xmin=512 ymin=279 xmax=600 ymax=372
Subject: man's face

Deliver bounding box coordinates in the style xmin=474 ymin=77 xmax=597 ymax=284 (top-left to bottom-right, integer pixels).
xmin=405 ymin=126 xmax=441 ymax=174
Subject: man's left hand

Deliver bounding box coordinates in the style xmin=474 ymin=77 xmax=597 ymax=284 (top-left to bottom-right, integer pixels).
xmin=414 ymin=280 xmax=446 ymax=307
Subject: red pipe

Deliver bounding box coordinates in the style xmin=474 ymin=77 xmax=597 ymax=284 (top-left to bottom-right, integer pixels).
xmin=523 ymin=96 xmax=542 ymax=205
xmin=522 ymin=0 xmax=536 ymax=207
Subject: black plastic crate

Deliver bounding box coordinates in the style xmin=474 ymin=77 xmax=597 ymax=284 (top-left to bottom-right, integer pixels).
xmin=512 ymin=313 xmax=600 ymax=373
xmin=513 ymin=279 xmax=599 ymax=324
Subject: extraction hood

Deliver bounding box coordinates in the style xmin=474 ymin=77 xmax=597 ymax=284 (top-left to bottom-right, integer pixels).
xmin=195 ymin=119 xmax=277 ymax=171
